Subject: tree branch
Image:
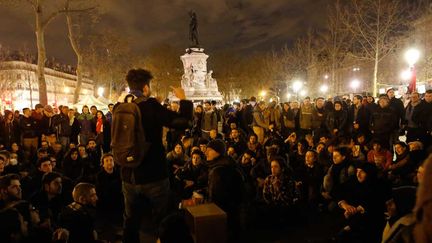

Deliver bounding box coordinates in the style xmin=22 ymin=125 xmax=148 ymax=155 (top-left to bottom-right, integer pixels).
xmin=42 ymin=6 xmax=96 ymax=28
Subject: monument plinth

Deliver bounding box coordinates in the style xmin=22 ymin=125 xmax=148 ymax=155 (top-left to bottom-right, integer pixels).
xmin=177 ymin=47 xmax=222 ymax=101
xmin=168 ymin=12 xmax=222 ymax=102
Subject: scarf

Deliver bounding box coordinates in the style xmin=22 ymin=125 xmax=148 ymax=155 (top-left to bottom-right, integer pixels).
xmin=96 ymin=118 xmax=103 ymax=134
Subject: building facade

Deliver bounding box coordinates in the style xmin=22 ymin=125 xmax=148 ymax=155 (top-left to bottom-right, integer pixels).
xmin=0 ymin=61 xmax=94 ymax=111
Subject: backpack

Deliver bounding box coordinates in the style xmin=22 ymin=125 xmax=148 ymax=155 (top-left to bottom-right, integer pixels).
xmin=111 ymin=96 xmax=151 ymax=168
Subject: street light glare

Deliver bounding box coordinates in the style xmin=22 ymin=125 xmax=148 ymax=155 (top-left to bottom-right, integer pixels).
xmin=286 ymin=93 xmax=291 ymax=99
xmin=350 ymin=79 xmax=360 ymax=89
xmin=64 ymin=87 xmax=70 ymax=94
xmin=292 ymin=81 xmax=303 ymax=92
xmin=259 ymin=90 xmax=267 ymax=97
xmin=320 ymin=85 xmax=329 ymax=93
xmin=405 ymin=48 xmax=420 ymax=66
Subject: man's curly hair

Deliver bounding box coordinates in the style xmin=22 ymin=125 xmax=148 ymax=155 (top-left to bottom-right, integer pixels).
xmin=126 ymin=68 xmax=153 ymax=91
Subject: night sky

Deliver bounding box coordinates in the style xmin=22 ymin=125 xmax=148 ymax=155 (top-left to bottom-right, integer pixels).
xmin=0 ymin=0 xmax=330 ymax=63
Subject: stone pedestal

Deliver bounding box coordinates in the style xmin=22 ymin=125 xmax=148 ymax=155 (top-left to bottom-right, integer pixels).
xmin=170 ymin=47 xmax=222 ymax=102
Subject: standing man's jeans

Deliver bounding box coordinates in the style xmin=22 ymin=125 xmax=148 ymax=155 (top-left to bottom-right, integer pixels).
xmin=58 ymin=136 xmax=70 ymax=150
xmin=252 ymin=126 xmax=265 ymax=144
xmin=122 ymin=178 xmax=171 ymax=243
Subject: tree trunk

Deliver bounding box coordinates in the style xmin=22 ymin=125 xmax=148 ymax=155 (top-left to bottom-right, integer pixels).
xmin=373 ymin=51 xmax=379 ymax=97
xmin=35 ymin=6 xmax=48 ymax=105
xmin=66 ymin=12 xmax=83 ymax=103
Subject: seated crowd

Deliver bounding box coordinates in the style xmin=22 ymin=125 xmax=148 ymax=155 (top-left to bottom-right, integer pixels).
xmin=0 ymin=88 xmax=432 ymax=242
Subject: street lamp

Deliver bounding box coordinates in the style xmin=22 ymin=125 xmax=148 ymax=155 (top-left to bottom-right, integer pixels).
xmin=324 ymin=74 xmax=329 ymax=80
xmin=405 ymin=48 xmax=420 ymax=66
xmin=64 ymin=87 xmax=70 ymax=94
xmin=320 ymin=84 xmax=329 ymax=94
xmin=97 ymin=87 xmax=105 ymax=97
xmin=350 ymin=79 xmax=360 ymax=93
xmin=404 ymin=48 xmax=420 ymax=93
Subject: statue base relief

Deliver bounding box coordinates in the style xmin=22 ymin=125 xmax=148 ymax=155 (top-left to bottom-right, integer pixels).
xmin=169 ymin=47 xmax=222 ymax=102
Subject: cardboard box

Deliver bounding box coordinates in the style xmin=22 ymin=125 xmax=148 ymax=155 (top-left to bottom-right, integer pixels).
xmin=185 ymin=203 xmax=227 ymax=243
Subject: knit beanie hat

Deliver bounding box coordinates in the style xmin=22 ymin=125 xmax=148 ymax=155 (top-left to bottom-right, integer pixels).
xmin=207 ymin=139 xmax=226 ymax=155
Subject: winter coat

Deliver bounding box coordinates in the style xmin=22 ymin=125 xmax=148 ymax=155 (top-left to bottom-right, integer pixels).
xmin=370 ymin=106 xmax=398 ymax=134
xmin=325 ymin=110 xmax=348 ymax=135
xmin=299 ymin=104 xmax=313 ymax=130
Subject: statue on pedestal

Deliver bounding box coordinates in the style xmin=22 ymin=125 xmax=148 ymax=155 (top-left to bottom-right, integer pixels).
xmin=189 ymin=11 xmax=199 ymax=47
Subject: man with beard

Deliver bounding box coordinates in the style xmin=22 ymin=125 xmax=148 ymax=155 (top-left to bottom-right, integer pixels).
xmin=58 ymin=182 xmax=99 ymax=242
xmin=0 ymin=173 xmax=22 ymax=209
xmin=31 ymin=172 xmax=64 ymax=228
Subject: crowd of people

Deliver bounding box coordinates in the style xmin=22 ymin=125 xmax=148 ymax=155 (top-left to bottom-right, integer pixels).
xmin=0 ymin=68 xmax=431 ymax=243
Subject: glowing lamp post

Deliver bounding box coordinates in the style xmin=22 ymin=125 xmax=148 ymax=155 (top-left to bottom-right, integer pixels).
xmin=405 ymin=48 xmax=420 ymax=93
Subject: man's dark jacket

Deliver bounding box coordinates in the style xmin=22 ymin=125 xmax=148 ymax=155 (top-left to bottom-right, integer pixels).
xmin=120 ymin=98 xmax=193 ymax=184
xmin=207 ymin=155 xmax=244 ymax=213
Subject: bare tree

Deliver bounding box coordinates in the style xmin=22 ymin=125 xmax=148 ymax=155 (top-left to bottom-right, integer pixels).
xmin=0 ymin=0 xmax=95 ymax=105
xmin=341 ymin=0 xmax=409 ymax=96
xmin=316 ymin=0 xmax=352 ymax=94
xmin=64 ymin=0 xmax=99 ymax=103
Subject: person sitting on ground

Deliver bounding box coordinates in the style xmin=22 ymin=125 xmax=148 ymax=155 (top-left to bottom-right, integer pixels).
xmin=336 ymin=163 xmax=391 ymax=243
xmin=294 ymin=150 xmax=325 ymax=210
xmin=251 ymin=147 xmax=278 ymax=198
xmin=0 ymin=207 xmax=28 ymax=243
xmin=96 ymin=153 xmax=123 ymax=213
xmin=205 ymin=139 xmax=245 ymax=239
xmin=262 ymin=156 xmax=297 ymax=207
xmin=0 ymin=173 xmax=22 ymax=209
xmin=28 ymin=157 xmax=53 ymax=199
xmin=175 ymin=150 xmax=208 ymax=199
xmin=62 ymin=148 xmax=83 ymax=184
xmin=367 ymin=139 xmax=392 ymax=172
xmin=166 ymin=142 xmax=189 ymax=179
xmin=322 ymin=147 xmax=356 ymax=211
xmin=58 ymin=182 xmax=99 ymax=243
xmin=388 ymin=142 xmax=415 ymax=185
xmin=381 ymin=186 xmax=417 ymax=243
xmin=31 ymin=172 xmax=64 ymax=229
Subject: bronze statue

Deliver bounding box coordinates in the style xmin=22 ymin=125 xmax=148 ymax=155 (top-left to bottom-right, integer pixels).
xmin=189 ymin=11 xmax=199 ymax=47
